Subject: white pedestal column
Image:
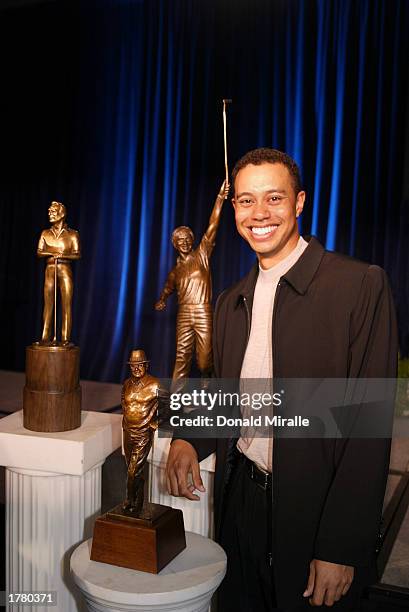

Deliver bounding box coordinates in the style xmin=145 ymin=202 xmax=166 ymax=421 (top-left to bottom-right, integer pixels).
xmin=0 ymin=410 xmax=122 ymax=612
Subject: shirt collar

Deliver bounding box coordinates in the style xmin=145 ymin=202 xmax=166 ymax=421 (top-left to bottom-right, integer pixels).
xmin=238 ymin=236 xmax=325 ymax=303
xmin=50 ymin=225 xmax=67 ymax=239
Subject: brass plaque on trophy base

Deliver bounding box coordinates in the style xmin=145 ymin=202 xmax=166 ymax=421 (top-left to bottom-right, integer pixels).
xmin=90 ymin=503 xmax=186 ymax=573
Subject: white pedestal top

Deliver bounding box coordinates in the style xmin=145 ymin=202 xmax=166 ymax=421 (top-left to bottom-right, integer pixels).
xmin=0 ymin=410 xmax=122 ymax=475
xmin=71 ymin=532 xmax=226 ymax=607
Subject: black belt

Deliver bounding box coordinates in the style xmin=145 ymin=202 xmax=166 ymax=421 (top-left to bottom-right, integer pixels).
xmin=243 ymin=454 xmax=272 ymax=490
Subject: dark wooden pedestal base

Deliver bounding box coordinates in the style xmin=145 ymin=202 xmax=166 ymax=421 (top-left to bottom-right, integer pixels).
xmin=91 ymin=503 xmax=186 ymax=573
xmin=23 ymin=344 xmax=81 ymax=432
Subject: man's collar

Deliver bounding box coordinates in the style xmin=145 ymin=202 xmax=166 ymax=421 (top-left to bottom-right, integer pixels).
xmin=131 ymin=376 xmax=145 ymax=388
xmin=282 ymin=236 xmax=325 ymax=294
xmin=237 ymin=236 xmax=325 ymax=302
xmin=131 ymin=371 xmax=151 ymax=385
xmin=50 ymin=224 xmax=67 ymax=239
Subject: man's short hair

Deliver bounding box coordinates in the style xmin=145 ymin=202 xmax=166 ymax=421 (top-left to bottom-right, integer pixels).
xmin=231 ymin=148 xmax=303 ymax=195
xmin=172 ymin=226 xmax=194 ymax=246
xmin=51 ymin=201 xmax=67 ymax=218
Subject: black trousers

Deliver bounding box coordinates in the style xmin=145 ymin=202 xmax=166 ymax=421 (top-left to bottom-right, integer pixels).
xmin=218 ymin=454 xmax=276 ymax=612
xmin=217 ymin=454 xmax=363 ymax=612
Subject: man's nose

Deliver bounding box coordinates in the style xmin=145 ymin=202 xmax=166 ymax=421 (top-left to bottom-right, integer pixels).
xmin=251 ymin=199 xmax=270 ymax=221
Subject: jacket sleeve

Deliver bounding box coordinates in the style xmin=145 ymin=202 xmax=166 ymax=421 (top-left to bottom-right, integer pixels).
xmin=314 ymin=265 xmax=398 ymax=567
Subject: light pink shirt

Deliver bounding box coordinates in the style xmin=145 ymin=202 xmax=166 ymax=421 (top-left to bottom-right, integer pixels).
xmin=237 ymin=236 xmax=309 ymax=472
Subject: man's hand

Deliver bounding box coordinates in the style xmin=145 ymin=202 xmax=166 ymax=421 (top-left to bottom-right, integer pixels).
xmin=303 ymin=559 xmax=354 ymax=607
xmin=166 ymin=439 xmax=205 ymax=501
xmin=155 ymin=299 xmax=166 ymax=311
xmin=218 ymin=180 xmax=230 ymax=200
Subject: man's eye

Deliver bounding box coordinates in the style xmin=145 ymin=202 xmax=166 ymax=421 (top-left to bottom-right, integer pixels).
xmin=239 ymin=199 xmax=253 ymax=206
xmin=269 ymin=196 xmax=281 ymax=202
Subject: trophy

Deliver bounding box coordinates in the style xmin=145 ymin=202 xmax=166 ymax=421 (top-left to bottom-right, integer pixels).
xmin=155 ymin=180 xmax=229 ymax=383
xmin=90 ymin=350 xmax=185 ymax=573
xmin=23 ymin=201 xmax=82 ymax=432
xmin=155 ymin=100 xmax=231 ymax=384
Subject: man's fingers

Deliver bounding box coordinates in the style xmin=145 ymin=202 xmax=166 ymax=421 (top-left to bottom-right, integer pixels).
xmin=167 ymin=469 xmax=180 ymax=497
xmin=341 ymin=580 xmax=353 ymax=596
xmin=303 ymin=561 xmax=315 ymax=597
xmin=309 ymin=583 xmax=325 ymax=607
xmin=174 ymin=458 xmax=200 ymax=500
xmin=334 ymin=583 xmax=344 ymax=602
xmin=306 ymin=560 xmax=355 ymax=605
xmin=165 ymin=440 xmax=202 ymax=500
xmin=191 ymin=461 xmax=205 ymax=492
xmin=166 ymin=474 xmax=171 ymax=495
xmin=176 ymin=469 xmax=200 ymax=500
xmin=324 ymin=586 xmax=337 ymax=607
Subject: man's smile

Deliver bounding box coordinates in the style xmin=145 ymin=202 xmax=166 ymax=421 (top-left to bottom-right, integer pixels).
xmin=248 ymin=224 xmax=279 ymax=239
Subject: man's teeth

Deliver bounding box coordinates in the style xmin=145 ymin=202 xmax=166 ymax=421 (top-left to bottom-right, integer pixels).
xmin=251 ymin=225 xmax=278 ymax=235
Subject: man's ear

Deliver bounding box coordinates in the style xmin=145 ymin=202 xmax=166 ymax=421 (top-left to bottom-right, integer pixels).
xmin=295 ymin=191 xmax=306 ymax=218
xmin=231 ymin=197 xmax=236 ymax=210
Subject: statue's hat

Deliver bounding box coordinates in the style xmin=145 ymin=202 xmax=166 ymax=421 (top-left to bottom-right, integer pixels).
xmin=127 ymin=349 xmax=149 ymax=364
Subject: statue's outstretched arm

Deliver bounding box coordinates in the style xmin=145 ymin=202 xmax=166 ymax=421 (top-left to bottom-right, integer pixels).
xmin=203 ymin=180 xmax=230 ymax=246
xmin=155 ymin=269 xmax=176 ymax=311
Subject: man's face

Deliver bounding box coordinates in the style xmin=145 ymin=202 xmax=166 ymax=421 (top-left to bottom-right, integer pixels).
xmin=48 ymin=202 xmax=65 ymax=224
xmin=174 ymin=232 xmax=193 ymax=255
xmin=130 ymin=362 xmax=148 ymax=379
xmin=232 ymin=162 xmax=305 ymax=268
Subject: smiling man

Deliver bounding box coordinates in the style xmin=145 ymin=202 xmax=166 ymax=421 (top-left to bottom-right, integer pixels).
xmin=166 ymin=148 xmax=398 ymax=611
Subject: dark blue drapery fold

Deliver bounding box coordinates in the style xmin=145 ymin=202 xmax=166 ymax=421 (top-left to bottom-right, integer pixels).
xmin=1 ymin=0 xmax=408 ymax=381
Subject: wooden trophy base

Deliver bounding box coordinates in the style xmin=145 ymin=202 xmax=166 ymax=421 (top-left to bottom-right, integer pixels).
xmin=91 ymin=502 xmax=186 ymax=574
xmin=23 ymin=343 xmax=81 ymax=432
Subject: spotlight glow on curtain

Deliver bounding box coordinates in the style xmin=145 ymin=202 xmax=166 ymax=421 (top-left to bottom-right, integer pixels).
xmin=2 ymin=0 xmax=407 ymax=379
xmin=72 ymin=0 xmax=409 ymax=380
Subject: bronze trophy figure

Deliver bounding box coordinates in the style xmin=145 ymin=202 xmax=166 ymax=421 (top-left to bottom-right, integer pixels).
xmin=121 ymin=349 xmax=159 ymax=515
xmin=155 ymin=180 xmax=230 ymax=380
xmin=91 ymin=349 xmax=185 ymax=573
xmin=23 ymin=201 xmax=82 ymax=433
xmin=37 ymin=201 xmax=81 ymax=346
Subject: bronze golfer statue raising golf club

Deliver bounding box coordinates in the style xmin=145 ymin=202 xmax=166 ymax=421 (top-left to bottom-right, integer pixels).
xmin=155 ymin=99 xmax=232 ymax=382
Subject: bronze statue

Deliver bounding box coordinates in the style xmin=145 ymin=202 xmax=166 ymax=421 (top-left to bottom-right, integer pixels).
xmin=155 ymin=180 xmax=229 ymax=380
xmin=37 ymin=201 xmax=81 ymax=345
xmin=91 ymin=348 xmax=185 ymax=571
xmin=122 ymin=349 xmax=160 ymax=515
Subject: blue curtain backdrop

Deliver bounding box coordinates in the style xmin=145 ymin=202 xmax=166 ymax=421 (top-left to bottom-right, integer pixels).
xmin=1 ymin=0 xmax=408 ymax=381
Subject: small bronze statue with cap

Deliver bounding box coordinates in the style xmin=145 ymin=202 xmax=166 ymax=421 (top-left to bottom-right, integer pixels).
xmin=91 ymin=349 xmax=185 ymax=573
xmin=121 ymin=349 xmax=161 ymax=515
